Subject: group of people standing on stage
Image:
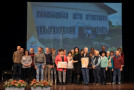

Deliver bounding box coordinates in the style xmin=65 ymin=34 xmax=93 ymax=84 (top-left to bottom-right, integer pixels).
xmin=12 ymin=45 xmax=124 ymax=85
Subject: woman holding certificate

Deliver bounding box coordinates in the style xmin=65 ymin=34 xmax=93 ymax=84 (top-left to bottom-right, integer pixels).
xmin=81 ymin=47 xmax=91 ymax=85
xmin=73 ymin=47 xmax=81 ymax=84
xmin=55 ymin=49 xmax=68 ymax=85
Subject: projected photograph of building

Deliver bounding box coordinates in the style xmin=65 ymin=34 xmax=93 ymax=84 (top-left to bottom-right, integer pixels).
xmin=27 ymin=2 xmax=121 ymax=52
xmin=32 ymin=3 xmax=117 ymax=39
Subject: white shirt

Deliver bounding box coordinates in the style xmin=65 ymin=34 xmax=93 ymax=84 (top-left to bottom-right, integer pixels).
xmin=84 ymin=53 xmax=86 ymax=57
xmin=67 ymin=56 xmax=73 ymax=69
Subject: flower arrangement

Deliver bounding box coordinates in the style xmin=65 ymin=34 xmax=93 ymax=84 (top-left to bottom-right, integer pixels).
xmin=30 ymin=79 xmax=52 ymax=88
xmin=4 ymin=79 xmax=27 ymax=88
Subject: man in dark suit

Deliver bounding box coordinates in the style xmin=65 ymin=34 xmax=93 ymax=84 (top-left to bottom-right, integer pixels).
xmin=99 ymin=46 xmax=106 ymax=56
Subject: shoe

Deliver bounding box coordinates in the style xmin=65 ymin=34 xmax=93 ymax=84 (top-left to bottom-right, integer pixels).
xmin=63 ymin=82 xmax=66 ymax=85
xmin=59 ymin=82 xmax=62 ymax=85
xmin=112 ymin=82 xmax=115 ymax=85
xmin=92 ymin=83 xmax=96 ymax=85
xmin=85 ymin=82 xmax=89 ymax=85
xmin=102 ymin=82 xmax=106 ymax=85
xmin=76 ymin=82 xmax=80 ymax=85
xmin=118 ymin=82 xmax=121 ymax=85
xmin=96 ymin=83 xmax=100 ymax=85
xmin=68 ymin=83 xmax=71 ymax=85
xmin=82 ymin=82 xmax=86 ymax=85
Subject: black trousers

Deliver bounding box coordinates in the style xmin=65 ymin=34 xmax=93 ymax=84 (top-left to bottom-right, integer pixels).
xmin=66 ymin=69 xmax=73 ymax=83
xmin=30 ymin=66 xmax=36 ymax=80
xmin=89 ymin=69 xmax=94 ymax=83
xmin=100 ymin=68 xmax=106 ymax=84
xmin=106 ymin=68 xmax=113 ymax=83
xmin=13 ymin=63 xmax=22 ymax=80
xmin=121 ymin=70 xmax=124 ymax=83
xmin=22 ymin=68 xmax=31 ymax=82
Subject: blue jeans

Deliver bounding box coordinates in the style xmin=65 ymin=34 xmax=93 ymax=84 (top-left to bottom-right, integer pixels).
xmin=36 ymin=63 xmax=44 ymax=81
xmin=13 ymin=63 xmax=22 ymax=80
xmin=81 ymin=68 xmax=89 ymax=84
xmin=113 ymin=69 xmax=121 ymax=83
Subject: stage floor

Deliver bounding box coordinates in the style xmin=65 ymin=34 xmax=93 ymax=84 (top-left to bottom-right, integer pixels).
xmin=0 ymin=82 xmax=134 ymax=90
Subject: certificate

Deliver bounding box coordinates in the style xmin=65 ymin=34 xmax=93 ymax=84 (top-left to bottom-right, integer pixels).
xmin=57 ymin=62 xmax=67 ymax=68
xmin=81 ymin=57 xmax=89 ymax=68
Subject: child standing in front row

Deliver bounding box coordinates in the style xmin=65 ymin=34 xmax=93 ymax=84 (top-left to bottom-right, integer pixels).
xmin=66 ymin=51 xmax=74 ymax=84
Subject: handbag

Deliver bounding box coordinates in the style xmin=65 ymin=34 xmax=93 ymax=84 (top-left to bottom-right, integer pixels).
xmin=108 ymin=57 xmax=112 ymax=67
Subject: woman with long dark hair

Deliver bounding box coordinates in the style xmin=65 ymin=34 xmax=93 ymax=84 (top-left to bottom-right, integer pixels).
xmin=73 ymin=47 xmax=82 ymax=84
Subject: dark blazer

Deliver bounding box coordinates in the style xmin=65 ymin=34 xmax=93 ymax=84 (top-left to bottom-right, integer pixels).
xmin=45 ymin=53 xmax=53 ymax=65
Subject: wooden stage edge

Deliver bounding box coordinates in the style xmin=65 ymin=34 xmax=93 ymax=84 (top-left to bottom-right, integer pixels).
xmin=0 ymin=82 xmax=134 ymax=90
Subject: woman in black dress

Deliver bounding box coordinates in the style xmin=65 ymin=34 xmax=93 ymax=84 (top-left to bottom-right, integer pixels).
xmin=73 ymin=47 xmax=82 ymax=84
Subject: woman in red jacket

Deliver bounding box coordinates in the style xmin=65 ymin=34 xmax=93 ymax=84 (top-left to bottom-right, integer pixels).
xmin=55 ymin=49 xmax=68 ymax=85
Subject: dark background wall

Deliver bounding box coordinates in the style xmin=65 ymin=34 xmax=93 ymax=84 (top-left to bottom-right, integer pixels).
xmin=1 ymin=0 xmax=134 ymax=82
